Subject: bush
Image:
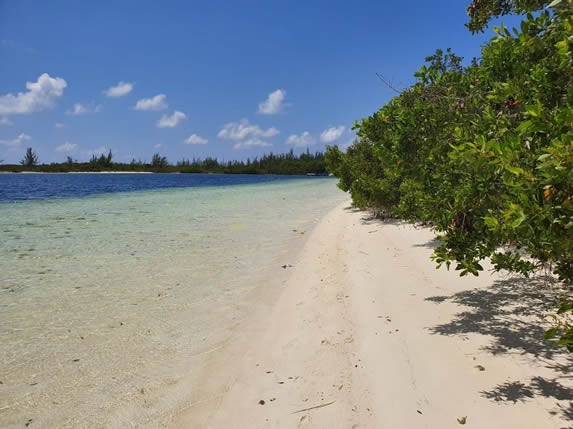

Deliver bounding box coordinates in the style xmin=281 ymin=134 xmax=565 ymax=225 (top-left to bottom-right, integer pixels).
xmin=326 ymin=1 xmax=572 ymax=348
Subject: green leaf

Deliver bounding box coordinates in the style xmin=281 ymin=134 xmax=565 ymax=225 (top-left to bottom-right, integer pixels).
xmin=544 ymin=328 xmax=559 ymax=340
xmin=525 ymin=104 xmax=541 ymax=117
xmin=484 ymin=215 xmax=499 ymax=229
xmin=506 ymin=166 xmax=525 ymax=175
xmin=504 ymin=204 xmax=527 ymax=229
xmin=517 ymin=120 xmax=533 ymax=133
xmin=557 ymin=302 xmax=573 ymax=314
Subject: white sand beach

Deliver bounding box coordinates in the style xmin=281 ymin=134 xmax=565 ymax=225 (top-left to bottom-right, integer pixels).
xmin=171 ymin=200 xmax=572 ymax=428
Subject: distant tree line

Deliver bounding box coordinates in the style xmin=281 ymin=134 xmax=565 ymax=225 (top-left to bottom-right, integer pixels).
xmin=0 ymin=147 xmax=328 ymax=175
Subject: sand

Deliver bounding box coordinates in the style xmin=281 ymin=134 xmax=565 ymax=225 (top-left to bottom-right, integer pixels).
xmin=170 ymin=200 xmax=572 ymax=428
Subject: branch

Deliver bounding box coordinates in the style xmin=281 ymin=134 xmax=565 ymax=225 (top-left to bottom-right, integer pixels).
xmin=376 ymin=73 xmax=402 ymax=94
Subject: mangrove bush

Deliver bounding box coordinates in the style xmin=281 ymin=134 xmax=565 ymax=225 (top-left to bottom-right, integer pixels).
xmin=326 ymin=0 xmax=572 ymax=348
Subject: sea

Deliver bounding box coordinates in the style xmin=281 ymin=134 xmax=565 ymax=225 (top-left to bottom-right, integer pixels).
xmin=0 ymin=173 xmax=347 ymax=428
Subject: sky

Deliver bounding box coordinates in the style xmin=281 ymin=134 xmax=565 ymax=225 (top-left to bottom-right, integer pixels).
xmin=0 ymin=0 xmax=520 ymax=164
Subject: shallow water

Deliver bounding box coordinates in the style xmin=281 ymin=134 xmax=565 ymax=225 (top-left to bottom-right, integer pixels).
xmin=0 ymin=178 xmax=346 ymax=428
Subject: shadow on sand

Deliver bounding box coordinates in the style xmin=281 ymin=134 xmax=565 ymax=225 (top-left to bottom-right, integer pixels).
xmin=355 ymin=207 xmax=436 ymax=232
xmin=349 ymin=204 xmax=573 ymax=423
xmin=358 ymin=211 xmax=407 ymax=227
xmin=426 ymin=276 xmax=573 ymax=422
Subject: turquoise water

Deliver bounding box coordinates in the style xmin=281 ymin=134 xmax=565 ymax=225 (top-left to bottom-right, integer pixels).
xmin=0 ymin=178 xmax=346 ymax=428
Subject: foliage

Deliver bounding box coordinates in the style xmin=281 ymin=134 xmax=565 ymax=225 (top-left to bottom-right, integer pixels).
xmin=0 ymin=150 xmax=328 ymax=175
xmin=89 ymin=150 xmax=113 ymax=168
xmin=545 ymin=299 xmax=573 ymax=351
xmin=465 ymin=0 xmax=551 ymax=32
xmin=174 ymin=149 xmax=327 ymax=174
xmin=326 ymin=2 xmax=572 ymax=347
xmin=151 ymin=152 xmax=169 ymax=169
xmin=21 ymin=147 xmax=39 ymax=167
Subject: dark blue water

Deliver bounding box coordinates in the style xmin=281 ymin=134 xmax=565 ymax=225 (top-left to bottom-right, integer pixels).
xmin=0 ymin=173 xmax=319 ymax=203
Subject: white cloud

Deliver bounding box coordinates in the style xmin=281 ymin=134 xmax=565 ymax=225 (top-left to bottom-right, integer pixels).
xmin=66 ymin=103 xmax=102 ymax=116
xmin=157 ymin=110 xmax=186 ymax=128
xmin=154 ymin=143 xmax=162 ymax=149
xmin=105 ymin=81 xmax=133 ymax=97
xmin=0 ymin=133 xmax=31 ymax=146
xmin=286 ymin=131 xmax=315 ymax=147
xmin=0 ymin=73 xmax=67 ymax=115
xmin=134 ymin=94 xmax=167 ymax=111
xmin=56 ymin=142 xmax=77 ymax=153
xmin=54 ymin=122 xmax=64 ymax=128
xmin=184 ymin=134 xmax=208 ymax=145
xmin=217 ymin=119 xmax=279 ymax=141
xmin=320 ymin=126 xmax=346 ymax=143
xmin=0 ymin=117 xmax=12 ymax=126
xmin=257 ymin=89 xmax=286 ymax=115
xmin=233 ymin=138 xmax=272 ymax=150
xmin=68 ymin=103 xmax=87 ymax=115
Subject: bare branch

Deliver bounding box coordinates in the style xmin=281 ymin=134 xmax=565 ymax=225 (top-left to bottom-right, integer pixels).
xmin=376 ymin=72 xmax=402 ymax=94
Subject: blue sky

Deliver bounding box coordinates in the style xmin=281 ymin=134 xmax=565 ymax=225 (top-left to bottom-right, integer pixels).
xmin=0 ymin=0 xmax=518 ymax=164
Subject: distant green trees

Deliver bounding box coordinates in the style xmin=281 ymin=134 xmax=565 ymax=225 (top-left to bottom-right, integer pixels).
xmin=0 ymin=150 xmax=328 ymax=175
xmin=151 ymin=152 xmax=169 ymax=169
xmin=326 ymin=1 xmax=572 ymax=348
xmin=90 ymin=150 xmax=113 ymax=168
xmin=173 ymin=150 xmax=326 ymax=174
xmin=21 ymin=147 xmax=38 ymax=167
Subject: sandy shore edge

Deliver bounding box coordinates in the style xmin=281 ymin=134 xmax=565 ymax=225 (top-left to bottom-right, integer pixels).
xmin=170 ymin=200 xmax=572 ymax=428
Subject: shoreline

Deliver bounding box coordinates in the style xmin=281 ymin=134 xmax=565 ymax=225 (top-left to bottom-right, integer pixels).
xmin=0 ymin=171 xmax=331 ymax=175
xmin=0 ymin=180 xmax=346 ymax=428
xmin=6 ymin=171 xmax=156 ymax=174
xmin=170 ymin=200 xmax=572 ymax=428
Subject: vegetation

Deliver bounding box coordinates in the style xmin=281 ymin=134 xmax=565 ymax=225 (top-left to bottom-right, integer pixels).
xmin=326 ymin=1 xmax=572 ymax=349
xmin=20 ymin=147 xmax=39 ymax=167
xmin=151 ymin=152 xmax=169 ymax=169
xmin=89 ymin=149 xmax=113 ymax=168
xmin=465 ymin=0 xmax=550 ymax=32
xmin=0 ymin=148 xmax=328 ymax=175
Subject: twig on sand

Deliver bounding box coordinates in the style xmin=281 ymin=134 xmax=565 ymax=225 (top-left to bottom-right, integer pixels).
xmin=292 ymin=400 xmax=336 ymax=414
